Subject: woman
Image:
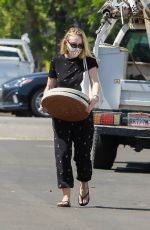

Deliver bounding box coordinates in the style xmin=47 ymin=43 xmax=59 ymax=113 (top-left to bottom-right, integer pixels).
xmin=43 ymin=27 xmax=100 ymax=207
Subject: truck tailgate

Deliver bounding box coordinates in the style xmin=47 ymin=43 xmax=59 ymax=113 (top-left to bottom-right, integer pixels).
xmin=120 ymin=80 xmax=150 ymax=111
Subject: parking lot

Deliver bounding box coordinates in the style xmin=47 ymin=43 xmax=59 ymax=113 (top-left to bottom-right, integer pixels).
xmin=0 ymin=116 xmax=150 ymax=230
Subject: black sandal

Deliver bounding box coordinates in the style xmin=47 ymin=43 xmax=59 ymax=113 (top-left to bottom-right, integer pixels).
xmin=78 ymin=191 xmax=90 ymax=206
xmin=57 ymin=200 xmax=71 ymax=207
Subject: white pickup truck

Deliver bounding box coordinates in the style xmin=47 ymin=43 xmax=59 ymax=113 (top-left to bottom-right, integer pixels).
xmin=92 ymin=0 xmax=150 ymax=169
xmin=0 ymin=33 xmax=34 ymax=85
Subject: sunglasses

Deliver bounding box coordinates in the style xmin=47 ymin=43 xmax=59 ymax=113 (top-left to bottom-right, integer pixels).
xmin=67 ymin=40 xmax=84 ymax=49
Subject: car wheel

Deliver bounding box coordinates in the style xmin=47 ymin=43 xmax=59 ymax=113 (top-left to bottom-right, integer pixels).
xmin=30 ymin=88 xmax=49 ymax=117
xmin=92 ymin=133 xmax=118 ymax=169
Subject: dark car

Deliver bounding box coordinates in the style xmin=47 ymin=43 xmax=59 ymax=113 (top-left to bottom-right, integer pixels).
xmin=0 ymin=72 xmax=49 ymax=117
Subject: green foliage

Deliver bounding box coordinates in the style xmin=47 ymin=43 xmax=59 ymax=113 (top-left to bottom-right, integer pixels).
xmin=0 ymin=0 xmax=104 ymax=70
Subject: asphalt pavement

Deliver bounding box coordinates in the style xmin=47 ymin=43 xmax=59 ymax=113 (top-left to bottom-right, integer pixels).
xmin=0 ymin=116 xmax=150 ymax=230
xmin=0 ymin=116 xmax=53 ymax=140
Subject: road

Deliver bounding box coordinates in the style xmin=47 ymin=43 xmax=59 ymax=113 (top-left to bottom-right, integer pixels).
xmin=0 ymin=116 xmax=150 ymax=230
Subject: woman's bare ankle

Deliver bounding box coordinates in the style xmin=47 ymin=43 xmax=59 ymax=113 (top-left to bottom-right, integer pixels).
xmin=80 ymin=182 xmax=89 ymax=189
xmin=62 ymin=188 xmax=71 ymax=201
xmin=79 ymin=182 xmax=89 ymax=196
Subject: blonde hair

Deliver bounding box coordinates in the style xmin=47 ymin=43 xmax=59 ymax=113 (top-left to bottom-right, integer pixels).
xmin=60 ymin=27 xmax=93 ymax=59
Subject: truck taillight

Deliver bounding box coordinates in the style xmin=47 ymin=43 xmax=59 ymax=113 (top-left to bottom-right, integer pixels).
xmin=94 ymin=112 xmax=121 ymax=125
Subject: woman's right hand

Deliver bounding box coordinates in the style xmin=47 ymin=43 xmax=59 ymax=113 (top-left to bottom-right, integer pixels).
xmin=41 ymin=77 xmax=56 ymax=114
xmin=39 ymin=105 xmax=48 ymax=113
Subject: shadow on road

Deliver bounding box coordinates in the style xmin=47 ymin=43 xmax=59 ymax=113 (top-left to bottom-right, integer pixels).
xmin=87 ymin=205 xmax=150 ymax=212
xmin=114 ymin=162 xmax=150 ymax=174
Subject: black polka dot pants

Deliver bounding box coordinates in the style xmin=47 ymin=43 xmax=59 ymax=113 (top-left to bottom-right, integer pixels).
xmin=52 ymin=113 xmax=94 ymax=188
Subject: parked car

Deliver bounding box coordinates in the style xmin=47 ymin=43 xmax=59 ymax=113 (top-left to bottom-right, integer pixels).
xmin=0 ymin=34 xmax=34 ymax=86
xmin=0 ymin=72 xmax=49 ymax=117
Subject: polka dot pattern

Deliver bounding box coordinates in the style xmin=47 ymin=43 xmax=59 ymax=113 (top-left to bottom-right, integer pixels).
xmin=52 ymin=113 xmax=94 ymax=188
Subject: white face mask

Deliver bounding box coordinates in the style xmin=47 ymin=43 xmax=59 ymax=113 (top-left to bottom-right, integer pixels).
xmin=66 ymin=41 xmax=82 ymax=57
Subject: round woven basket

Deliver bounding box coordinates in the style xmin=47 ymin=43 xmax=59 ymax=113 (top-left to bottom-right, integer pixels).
xmin=41 ymin=88 xmax=90 ymax=121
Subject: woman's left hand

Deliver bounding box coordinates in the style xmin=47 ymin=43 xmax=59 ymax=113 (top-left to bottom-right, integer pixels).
xmin=86 ymin=97 xmax=98 ymax=113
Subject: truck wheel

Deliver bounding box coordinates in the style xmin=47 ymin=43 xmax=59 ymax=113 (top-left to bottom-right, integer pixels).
xmin=92 ymin=133 xmax=118 ymax=169
xmin=30 ymin=88 xmax=49 ymax=117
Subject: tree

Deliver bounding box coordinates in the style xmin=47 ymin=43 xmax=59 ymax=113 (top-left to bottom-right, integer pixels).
xmin=0 ymin=0 xmax=104 ymax=70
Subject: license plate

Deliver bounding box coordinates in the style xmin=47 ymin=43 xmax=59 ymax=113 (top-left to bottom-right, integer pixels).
xmin=128 ymin=113 xmax=150 ymax=128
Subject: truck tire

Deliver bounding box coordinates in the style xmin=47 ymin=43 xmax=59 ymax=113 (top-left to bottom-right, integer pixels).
xmin=92 ymin=133 xmax=118 ymax=169
xmin=30 ymin=88 xmax=49 ymax=117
